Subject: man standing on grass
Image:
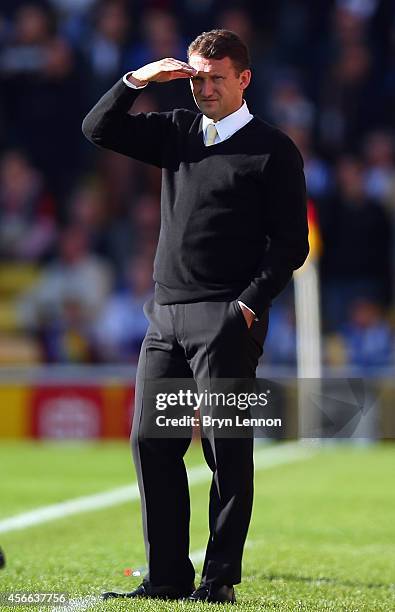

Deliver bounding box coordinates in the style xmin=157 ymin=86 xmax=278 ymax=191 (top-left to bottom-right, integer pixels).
xmin=82 ymin=29 xmax=309 ymax=604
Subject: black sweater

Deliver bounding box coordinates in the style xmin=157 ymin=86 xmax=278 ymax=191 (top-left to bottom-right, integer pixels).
xmin=82 ymin=78 xmax=309 ymax=319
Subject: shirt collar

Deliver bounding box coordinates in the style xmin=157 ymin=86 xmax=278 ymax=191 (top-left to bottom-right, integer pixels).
xmin=202 ymin=100 xmax=253 ymax=142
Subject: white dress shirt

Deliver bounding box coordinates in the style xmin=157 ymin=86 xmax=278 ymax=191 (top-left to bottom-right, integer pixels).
xmin=201 ymin=100 xmax=253 ymax=145
xmin=123 ymin=72 xmax=258 ymax=321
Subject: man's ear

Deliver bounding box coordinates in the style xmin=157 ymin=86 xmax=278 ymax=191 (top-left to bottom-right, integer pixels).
xmin=240 ymin=69 xmax=251 ymax=91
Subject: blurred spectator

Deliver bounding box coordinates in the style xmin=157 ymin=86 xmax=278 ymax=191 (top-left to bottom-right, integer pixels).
xmin=0 ymin=150 xmax=57 ymax=260
xmin=0 ymin=4 xmax=66 ymax=77
xmin=131 ymin=8 xmax=185 ymax=66
xmin=102 ymin=192 xmax=160 ymax=279
xmin=362 ymin=130 xmax=395 ymax=206
xmin=0 ymin=3 xmax=84 ymax=203
xmin=127 ymin=9 xmax=192 ymax=111
xmin=68 ymin=180 xmax=109 ymax=255
xmin=17 ymin=224 xmax=112 ymax=361
xmin=47 ymin=0 xmax=96 ymax=52
xmin=342 ymin=299 xmax=394 ymax=369
xmin=320 ymin=156 xmax=392 ymax=330
xmin=94 ymin=255 xmax=154 ymax=362
xmin=82 ymin=0 xmax=134 ymax=106
xmin=318 ymin=41 xmax=378 ymax=155
xmin=286 ymin=126 xmax=334 ymax=200
xmin=217 ymin=7 xmax=255 ymax=48
xmin=267 ymin=73 xmax=315 ymax=132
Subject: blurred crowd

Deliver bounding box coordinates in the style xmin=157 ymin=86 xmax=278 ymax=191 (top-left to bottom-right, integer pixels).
xmin=0 ymin=0 xmax=394 ymax=370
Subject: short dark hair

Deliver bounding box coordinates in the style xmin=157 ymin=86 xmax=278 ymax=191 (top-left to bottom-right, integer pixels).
xmin=187 ymin=29 xmax=250 ymax=75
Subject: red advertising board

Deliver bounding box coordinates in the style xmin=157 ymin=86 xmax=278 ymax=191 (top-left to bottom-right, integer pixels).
xmin=31 ymin=386 xmax=104 ymax=439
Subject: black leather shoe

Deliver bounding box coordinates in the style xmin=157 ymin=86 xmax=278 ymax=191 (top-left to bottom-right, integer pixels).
xmin=188 ymin=583 xmax=236 ymax=604
xmin=102 ymin=580 xmax=195 ymax=601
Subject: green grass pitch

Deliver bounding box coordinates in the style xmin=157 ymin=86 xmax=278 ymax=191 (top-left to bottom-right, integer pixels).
xmin=0 ymin=441 xmax=394 ymax=611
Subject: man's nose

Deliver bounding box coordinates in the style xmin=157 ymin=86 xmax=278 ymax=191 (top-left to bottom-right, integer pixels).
xmin=201 ymin=79 xmax=214 ymax=98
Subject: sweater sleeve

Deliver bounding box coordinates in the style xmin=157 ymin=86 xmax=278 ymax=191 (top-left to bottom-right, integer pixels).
xmin=81 ymin=77 xmax=176 ymax=168
xmin=237 ymin=133 xmax=310 ymax=319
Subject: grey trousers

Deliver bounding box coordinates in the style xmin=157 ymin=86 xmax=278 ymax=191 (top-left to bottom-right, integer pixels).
xmin=130 ymin=296 xmax=269 ymax=587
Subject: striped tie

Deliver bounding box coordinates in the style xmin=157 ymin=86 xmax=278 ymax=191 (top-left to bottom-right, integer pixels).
xmin=205 ymin=123 xmax=218 ymax=146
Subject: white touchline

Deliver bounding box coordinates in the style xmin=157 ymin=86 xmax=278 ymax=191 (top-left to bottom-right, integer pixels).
xmin=0 ymin=442 xmax=314 ymax=535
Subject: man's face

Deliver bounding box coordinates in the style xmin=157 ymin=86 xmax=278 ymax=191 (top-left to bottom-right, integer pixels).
xmin=188 ymin=54 xmax=251 ymax=122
